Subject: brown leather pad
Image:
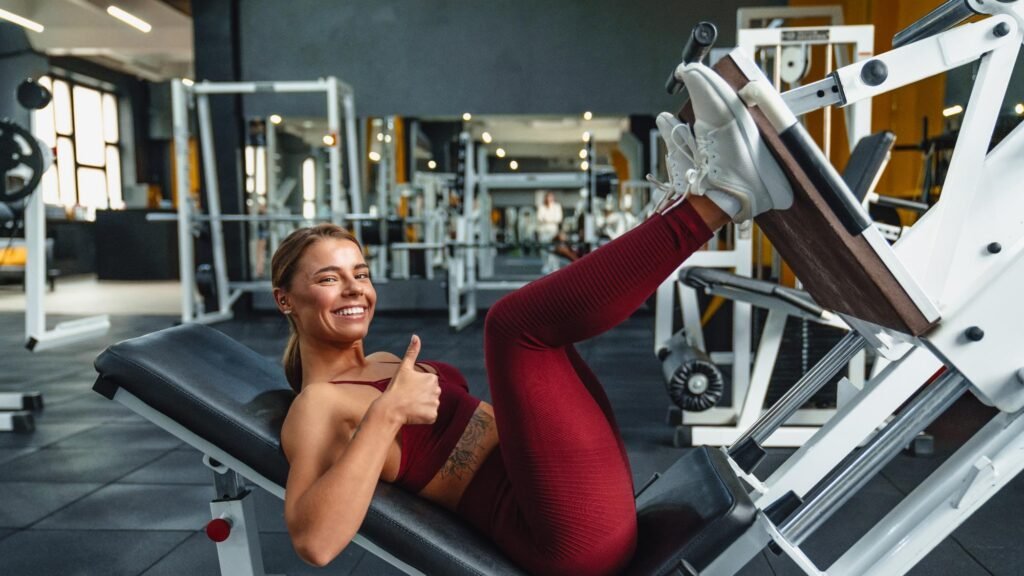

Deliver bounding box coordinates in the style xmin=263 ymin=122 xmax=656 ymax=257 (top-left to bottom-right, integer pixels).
xmin=678 ymin=56 xmax=935 ymax=336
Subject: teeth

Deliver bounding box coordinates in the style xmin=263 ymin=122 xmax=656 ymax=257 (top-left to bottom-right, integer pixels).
xmin=334 ymin=307 xmax=365 ymax=317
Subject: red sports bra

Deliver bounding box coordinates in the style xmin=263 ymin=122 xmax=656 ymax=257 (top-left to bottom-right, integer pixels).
xmin=330 ymin=360 xmax=481 ymax=493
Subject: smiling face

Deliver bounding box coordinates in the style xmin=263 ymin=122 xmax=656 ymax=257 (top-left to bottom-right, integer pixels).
xmin=275 ymin=238 xmax=376 ymax=346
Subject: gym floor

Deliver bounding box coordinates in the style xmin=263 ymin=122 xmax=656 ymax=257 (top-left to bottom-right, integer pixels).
xmin=0 ymin=297 xmax=1021 ymax=575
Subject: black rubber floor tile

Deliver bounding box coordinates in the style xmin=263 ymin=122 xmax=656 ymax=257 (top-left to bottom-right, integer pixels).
xmin=36 ymin=392 xmax=137 ymax=423
xmin=0 ymin=447 xmax=37 ymax=464
xmin=49 ymin=421 xmax=182 ymax=450
xmin=140 ymin=530 xmax=367 ymax=575
xmin=0 ymin=482 xmax=101 ymax=528
xmin=0 ymin=529 xmax=192 ymax=576
xmin=35 ymin=484 xmax=215 ymax=530
xmin=953 ymin=473 xmax=1024 ymax=576
xmin=350 ymin=548 xmax=406 ymax=576
xmin=909 ymin=540 xmax=993 ymax=576
xmin=119 ymin=449 xmax=214 ymax=484
xmin=0 ymin=422 xmax=99 ymax=450
xmin=250 ymin=484 xmax=288 ymax=533
xmin=0 ymin=446 xmax=168 ymax=483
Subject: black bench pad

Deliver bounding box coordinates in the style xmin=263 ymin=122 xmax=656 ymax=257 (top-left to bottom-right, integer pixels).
xmin=93 ymin=324 xmax=757 ymax=575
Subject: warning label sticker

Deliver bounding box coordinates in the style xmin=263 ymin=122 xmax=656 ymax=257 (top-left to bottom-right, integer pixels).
xmin=781 ymin=29 xmax=831 ymax=43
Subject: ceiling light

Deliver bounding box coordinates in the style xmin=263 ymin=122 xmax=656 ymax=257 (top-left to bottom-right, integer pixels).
xmin=583 ymin=111 xmax=593 ymax=120
xmin=582 ymin=131 xmax=591 ymax=143
xmin=107 ymin=6 xmax=152 ymax=33
xmin=181 ymin=78 xmax=195 ymax=87
xmin=942 ymin=105 xmax=963 ymax=118
xmin=322 ymin=134 xmax=337 ymax=146
xmin=0 ymin=9 xmax=44 ymax=33
xmin=376 ymin=132 xmax=384 ymax=141
xmin=581 ymin=161 xmax=590 ymax=171
xmin=481 ymin=132 xmax=492 ymax=144
xmin=269 ymin=114 xmax=282 ymax=125
xmin=428 ymin=160 xmax=437 ymax=170
xmin=1015 ymin=103 xmax=1024 ymax=115
xmin=462 ymin=112 xmax=472 ymax=121
xmin=495 ymin=148 xmax=506 ymax=158
xmin=579 ymin=149 xmax=588 ymax=159
xmin=369 ymin=151 xmax=381 ymax=162
xmin=384 ymin=134 xmax=392 ymax=143
xmin=509 ymin=160 xmax=519 ymax=171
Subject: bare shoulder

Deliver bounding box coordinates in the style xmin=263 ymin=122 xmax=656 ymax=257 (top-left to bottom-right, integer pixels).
xmin=281 ymin=384 xmax=361 ymax=459
xmin=365 ymin=351 xmax=437 ymax=374
xmin=365 ymin=351 xmax=401 ymax=363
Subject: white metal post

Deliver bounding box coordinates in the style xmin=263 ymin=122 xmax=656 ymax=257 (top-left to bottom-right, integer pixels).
xmin=171 ymin=80 xmax=195 ymax=324
xmin=464 ymin=135 xmax=477 ymax=316
xmin=326 ymin=78 xmax=344 ymax=224
xmin=195 ymin=92 xmax=232 ymax=319
xmin=476 ymin=144 xmax=494 ymax=279
xmin=24 ymin=178 xmax=44 ymax=340
xmin=342 ymin=91 xmax=363 ymax=232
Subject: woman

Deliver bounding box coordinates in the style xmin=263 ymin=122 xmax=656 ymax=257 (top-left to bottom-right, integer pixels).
xmin=274 ymin=64 xmax=793 ymax=575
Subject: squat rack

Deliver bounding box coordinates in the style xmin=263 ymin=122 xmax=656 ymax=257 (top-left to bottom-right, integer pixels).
xmin=168 ymin=77 xmax=363 ymax=324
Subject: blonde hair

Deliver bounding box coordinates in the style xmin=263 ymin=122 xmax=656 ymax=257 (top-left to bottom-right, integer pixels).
xmin=271 ymin=223 xmax=361 ymax=392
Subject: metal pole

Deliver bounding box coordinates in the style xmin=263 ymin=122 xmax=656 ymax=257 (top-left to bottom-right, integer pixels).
xmin=342 ymin=92 xmax=363 ymax=241
xmin=780 ymin=370 xmax=967 ymax=545
xmin=326 ymin=78 xmax=344 ymax=225
xmin=463 ymin=133 xmax=477 ymax=309
xmin=195 ymin=93 xmax=232 ymax=318
xmin=264 ymin=118 xmax=278 ymax=273
xmin=24 ymin=172 xmax=45 ymax=341
xmin=171 ymin=80 xmax=195 ymax=324
xmin=730 ymin=332 xmax=867 ymax=455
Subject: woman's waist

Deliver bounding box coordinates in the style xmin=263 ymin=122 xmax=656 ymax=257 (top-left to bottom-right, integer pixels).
xmin=412 ymin=402 xmax=501 ymax=511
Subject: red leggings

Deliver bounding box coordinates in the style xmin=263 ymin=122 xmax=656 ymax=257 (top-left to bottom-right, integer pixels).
xmin=457 ymin=201 xmax=713 ymax=576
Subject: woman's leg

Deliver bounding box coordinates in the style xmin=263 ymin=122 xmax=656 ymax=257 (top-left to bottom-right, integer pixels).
xmin=481 ymin=200 xmax=718 ymax=576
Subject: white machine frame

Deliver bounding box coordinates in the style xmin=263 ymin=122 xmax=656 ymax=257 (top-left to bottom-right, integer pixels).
xmin=701 ymin=3 xmax=1024 ymax=574
xmin=168 ymin=78 xmax=363 ymax=325
xmin=658 ymin=22 xmax=874 ymax=448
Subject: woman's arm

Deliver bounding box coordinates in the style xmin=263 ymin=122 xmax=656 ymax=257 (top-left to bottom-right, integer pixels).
xmin=283 ymin=387 xmax=401 ymax=567
xmin=283 ymin=335 xmax=440 ymax=567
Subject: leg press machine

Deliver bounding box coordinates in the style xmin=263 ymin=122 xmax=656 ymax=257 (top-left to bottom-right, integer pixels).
xmin=93 ymin=1 xmax=1024 ymax=574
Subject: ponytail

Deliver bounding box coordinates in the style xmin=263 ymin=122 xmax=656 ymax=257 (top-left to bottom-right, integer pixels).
xmin=282 ymin=322 xmax=303 ymax=393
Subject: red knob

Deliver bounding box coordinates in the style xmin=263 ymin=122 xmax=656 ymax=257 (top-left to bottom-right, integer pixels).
xmin=206 ymin=517 xmax=232 ymax=542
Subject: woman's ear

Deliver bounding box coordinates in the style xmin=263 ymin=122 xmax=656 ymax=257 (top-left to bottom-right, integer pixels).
xmin=272 ymin=288 xmax=290 ymax=315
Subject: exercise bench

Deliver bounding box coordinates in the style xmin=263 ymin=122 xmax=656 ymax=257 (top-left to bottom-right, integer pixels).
xmin=94 ymin=323 xmax=758 ymax=576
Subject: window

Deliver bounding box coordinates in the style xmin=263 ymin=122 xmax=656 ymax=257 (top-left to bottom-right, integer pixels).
xmin=31 ymin=75 xmax=123 ymax=219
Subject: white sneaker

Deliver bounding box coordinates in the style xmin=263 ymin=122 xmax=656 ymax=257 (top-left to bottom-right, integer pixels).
xmin=675 ymin=62 xmax=794 ymax=222
xmin=647 ymin=112 xmax=698 ymax=216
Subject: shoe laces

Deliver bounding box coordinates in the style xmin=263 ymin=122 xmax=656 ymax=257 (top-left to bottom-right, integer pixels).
xmin=647 ymin=122 xmax=703 ymax=215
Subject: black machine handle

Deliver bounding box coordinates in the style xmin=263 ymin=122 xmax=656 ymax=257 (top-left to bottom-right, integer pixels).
xmin=666 ymin=22 xmax=718 ymax=94
xmin=893 ymin=0 xmax=978 ymax=48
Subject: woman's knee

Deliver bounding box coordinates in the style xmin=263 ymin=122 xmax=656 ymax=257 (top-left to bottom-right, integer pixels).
xmin=484 ymin=293 xmax=522 ymax=339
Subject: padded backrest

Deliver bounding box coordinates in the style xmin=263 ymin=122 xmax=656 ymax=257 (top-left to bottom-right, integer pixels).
xmin=94 ymin=323 xmax=293 ymax=485
xmin=842 ymin=131 xmax=896 ymax=202
xmin=93 ymin=324 xmax=528 ymax=576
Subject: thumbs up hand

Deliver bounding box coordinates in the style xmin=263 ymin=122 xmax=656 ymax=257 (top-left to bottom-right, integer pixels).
xmin=377 ymin=335 xmax=441 ymax=426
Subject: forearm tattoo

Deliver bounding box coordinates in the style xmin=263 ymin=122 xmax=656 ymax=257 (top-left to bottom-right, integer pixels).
xmin=441 ymin=410 xmax=494 ymax=481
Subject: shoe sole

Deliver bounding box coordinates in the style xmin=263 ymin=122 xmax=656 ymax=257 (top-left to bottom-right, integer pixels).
xmin=683 ymin=64 xmax=793 ymax=211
